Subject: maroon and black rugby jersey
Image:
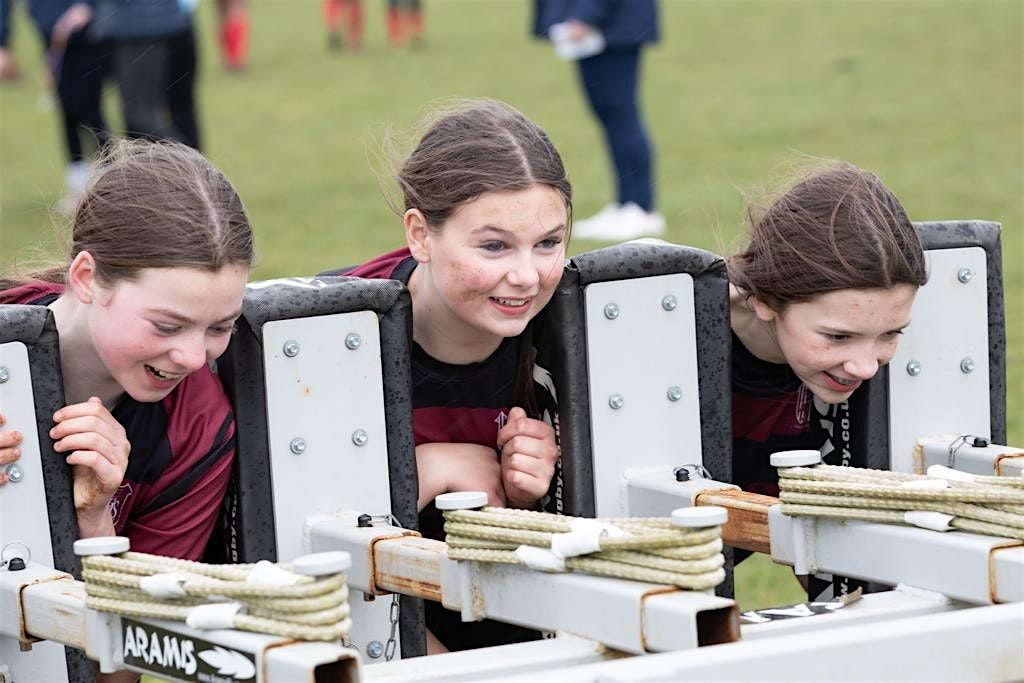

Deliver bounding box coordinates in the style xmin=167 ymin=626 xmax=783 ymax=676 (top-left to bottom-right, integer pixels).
xmin=731 ymin=331 xmax=825 ymax=497
xmin=2 ymin=282 xmax=236 ymax=561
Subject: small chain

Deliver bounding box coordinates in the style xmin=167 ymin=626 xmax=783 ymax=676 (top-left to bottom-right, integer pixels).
xmin=384 ymin=593 xmax=399 ymax=661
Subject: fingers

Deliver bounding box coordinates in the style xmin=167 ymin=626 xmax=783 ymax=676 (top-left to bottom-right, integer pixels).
xmin=0 ymin=413 xmax=24 ymax=486
xmin=496 ymin=407 xmax=553 ymax=447
xmin=51 ymin=398 xmax=130 ymax=460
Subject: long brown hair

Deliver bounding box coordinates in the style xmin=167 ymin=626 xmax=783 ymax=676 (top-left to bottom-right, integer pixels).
xmin=728 ymin=161 xmax=927 ymax=311
xmin=389 ymin=99 xmax=572 ymax=417
xmin=0 ymin=139 xmax=254 ymax=291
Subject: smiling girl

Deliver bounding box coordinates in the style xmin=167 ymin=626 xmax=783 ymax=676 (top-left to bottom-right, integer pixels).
xmin=728 ymin=161 xmax=927 ymax=497
xmin=0 ymin=140 xmax=254 ymax=563
xmin=342 ymin=99 xmax=569 ymax=651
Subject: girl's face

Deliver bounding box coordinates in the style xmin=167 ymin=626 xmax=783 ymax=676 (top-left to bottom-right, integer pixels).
xmin=755 ymin=285 xmax=917 ymax=404
xmin=86 ymin=264 xmax=248 ymax=403
xmin=409 ymin=184 xmax=568 ymax=344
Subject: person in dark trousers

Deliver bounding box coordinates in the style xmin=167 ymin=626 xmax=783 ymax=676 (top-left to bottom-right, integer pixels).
xmin=92 ymin=0 xmax=201 ymax=149
xmin=534 ymin=0 xmax=664 ymax=240
xmin=0 ymin=0 xmax=111 ymax=213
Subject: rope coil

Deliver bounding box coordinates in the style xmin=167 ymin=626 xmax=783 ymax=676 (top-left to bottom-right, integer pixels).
xmin=778 ymin=464 xmax=1024 ymax=540
xmin=82 ymin=552 xmax=351 ymax=641
xmin=443 ymin=507 xmax=726 ymax=591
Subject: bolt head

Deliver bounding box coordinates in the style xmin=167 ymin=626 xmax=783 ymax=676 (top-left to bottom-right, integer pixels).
xmin=960 ymin=357 xmax=975 ymax=374
xmin=0 ymin=366 xmax=9 ymax=383
xmin=661 ymin=295 xmax=678 ymax=311
xmin=666 ymin=386 xmax=683 ymax=402
xmin=5 ymin=464 xmax=23 ymax=483
xmin=352 ymin=429 xmax=369 ymax=447
xmin=956 ymin=268 xmax=973 ymax=284
xmin=366 ymin=640 xmax=384 ymax=659
xmin=345 ymin=333 xmax=362 ymax=350
xmin=282 ymin=340 xmax=300 ymax=358
xmin=608 ymin=394 xmax=624 ymax=410
xmin=906 ymin=360 xmax=922 ymax=377
xmin=289 ymin=438 xmax=307 ymax=455
xmin=603 ymin=303 xmax=620 ymax=320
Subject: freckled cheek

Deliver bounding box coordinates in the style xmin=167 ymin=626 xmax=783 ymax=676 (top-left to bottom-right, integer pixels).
xmin=450 ymin=266 xmax=502 ymax=303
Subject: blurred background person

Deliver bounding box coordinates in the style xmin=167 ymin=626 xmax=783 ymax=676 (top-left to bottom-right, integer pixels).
xmin=324 ymin=0 xmax=362 ymax=52
xmin=533 ymin=0 xmax=663 ymax=240
xmin=92 ymin=0 xmax=201 ymax=149
xmin=387 ymin=0 xmax=423 ymax=48
xmin=216 ymin=0 xmax=249 ymax=71
xmin=0 ymin=0 xmax=111 ymax=213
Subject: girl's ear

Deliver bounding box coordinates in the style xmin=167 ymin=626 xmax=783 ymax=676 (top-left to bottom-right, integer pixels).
xmin=66 ymin=251 xmax=99 ymax=304
xmin=749 ymin=295 xmax=778 ymax=323
xmin=404 ymin=209 xmax=431 ymax=263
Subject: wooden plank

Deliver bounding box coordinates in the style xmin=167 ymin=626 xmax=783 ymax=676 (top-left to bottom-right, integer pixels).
xmin=373 ymin=536 xmax=445 ymax=602
xmin=22 ymin=576 xmax=86 ymax=649
xmin=694 ymin=489 xmax=779 ymax=555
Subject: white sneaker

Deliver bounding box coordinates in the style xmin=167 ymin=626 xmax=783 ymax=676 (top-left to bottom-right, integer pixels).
xmin=572 ymin=203 xmax=622 ymax=239
xmin=573 ymin=202 xmax=666 ymax=241
xmin=58 ymin=161 xmax=91 ymax=216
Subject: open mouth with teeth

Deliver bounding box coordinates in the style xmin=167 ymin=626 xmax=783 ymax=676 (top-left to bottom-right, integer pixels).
xmin=823 ymin=371 xmax=861 ymax=392
xmin=145 ymin=364 xmax=183 ymax=382
xmin=491 ymin=297 xmax=529 ymax=308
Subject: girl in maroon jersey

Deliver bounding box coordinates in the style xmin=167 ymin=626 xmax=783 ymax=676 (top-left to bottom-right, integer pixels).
xmin=344 ymin=99 xmax=570 ymax=651
xmin=728 ymin=161 xmax=927 ymax=497
xmin=0 ymin=140 xmax=254 ymax=565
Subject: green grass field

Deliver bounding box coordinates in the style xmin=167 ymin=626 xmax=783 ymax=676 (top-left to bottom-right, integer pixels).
xmin=0 ymin=0 xmax=1020 ymax=611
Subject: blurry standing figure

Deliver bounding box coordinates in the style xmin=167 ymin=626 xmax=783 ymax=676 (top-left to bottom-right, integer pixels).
xmin=217 ymin=0 xmax=249 ymax=71
xmin=533 ymin=0 xmax=664 ymax=240
xmin=323 ymin=0 xmax=363 ymax=52
xmin=387 ymin=0 xmax=423 ymax=48
xmin=0 ymin=0 xmax=111 ymax=214
xmin=93 ymin=0 xmax=201 ymax=149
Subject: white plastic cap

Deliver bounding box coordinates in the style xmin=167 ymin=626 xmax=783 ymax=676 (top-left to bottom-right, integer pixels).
xmin=293 ymin=551 xmax=351 ymax=576
xmin=73 ymin=536 xmax=130 ymax=556
xmin=770 ymin=450 xmax=822 ymax=468
xmin=435 ymin=491 xmax=488 ymax=510
xmin=672 ymin=506 xmax=728 ymax=528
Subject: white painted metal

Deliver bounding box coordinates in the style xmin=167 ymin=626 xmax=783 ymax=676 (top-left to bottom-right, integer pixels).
xmin=364 ymin=634 xmax=614 ymax=682
xmin=916 ymin=435 xmax=1024 ymax=477
xmin=263 ymin=640 xmax=360 ymax=682
xmin=438 ymin=553 xmax=735 ymax=654
xmin=491 ymin=602 xmax=1024 ymax=682
xmin=261 ymin=312 xmax=398 ymax=661
xmin=622 ymin=467 xmax=737 ymax=518
xmin=0 ymin=342 xmax=68 ymax=683
xmin=740 ymin=585 xmax=963 ymax=640
xmin=308 ymin=518 xmax=421 ymax=595
xmin=768 ymin=507 xmax=1024 ymax=604
xmin=889 ymin=247 xmax=991 ymax=472
xmin=584 ymin=274 xmax=702 ymax=517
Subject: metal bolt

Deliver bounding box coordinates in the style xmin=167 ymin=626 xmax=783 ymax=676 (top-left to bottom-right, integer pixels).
xmin=666 ymin=386 xmax=683 ymax=402
xmin=282 ymin=340 xmax=300 ymax=358
xmin=345 ymin=333 xmax=362 ymax=350
xmin=5 ymin=464 xmax=23 ymax=483
xmin=906 ymin=360 xmax=922 ymax=377
xmin=603 ymin=303 xmax=619 ymax=320
xmin=957 ymin=268 xmax=973 ymax=284
xmin=366 ymin=640 xmax=384 ymax=659
xmin=608 ymin=394 xmax=624 ymax=410
xmin=352 ymin=429 xmax=369 ymax=447
xmin=960 ymin=357 xmax=975 ymax=374
xmin=0 ymin=366 xmax=9 ymax=383
xmin=661 ymin=295 xmax=678 ymax=311
xmin=289 ymin=438 xmax=307 ymax=455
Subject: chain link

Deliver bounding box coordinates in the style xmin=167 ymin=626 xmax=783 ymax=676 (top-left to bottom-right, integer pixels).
xmin=384 ymin=593 xmax=400 ymax=661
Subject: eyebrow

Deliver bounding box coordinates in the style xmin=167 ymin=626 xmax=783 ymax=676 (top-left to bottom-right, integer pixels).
xmin=470 ymin=224 xmax=566 ymax=238
xmin=147 ymin=308 xmax=243 ymax=325
xmin=821 ymin=321 xmax=911 ymax=335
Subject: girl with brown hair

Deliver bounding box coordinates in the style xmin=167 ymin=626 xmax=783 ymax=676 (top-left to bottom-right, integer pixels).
xmin=0 ymin=140 xmax=254 ymax=566
xmin=341 ymin=99 xmax=569 ymax=652
xmin=728 ymin=161 xmax=927 ymax=497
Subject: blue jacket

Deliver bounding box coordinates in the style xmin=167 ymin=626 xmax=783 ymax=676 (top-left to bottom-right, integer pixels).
xmin=91 ymin=0 xmax=190 ymax=40
xmin=0 ymin=0 xmax=96 ymax=48
xmin=533 ymin=0 xmax=659 ymax=48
